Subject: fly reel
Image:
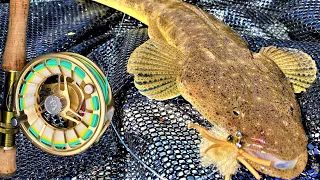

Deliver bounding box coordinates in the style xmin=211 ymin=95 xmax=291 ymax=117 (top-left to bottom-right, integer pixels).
xmin=14 ymin=52 xmax=114 ymax=156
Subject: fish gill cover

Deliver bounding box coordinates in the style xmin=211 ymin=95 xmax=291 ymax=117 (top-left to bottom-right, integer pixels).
xmin=0 ymin=0 xmax=319 ymax=179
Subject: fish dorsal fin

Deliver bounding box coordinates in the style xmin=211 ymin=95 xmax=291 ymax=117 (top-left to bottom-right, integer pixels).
xmin=127 ymin=39 xmax=185 ymax=100
xmin=259 ymin=46 xmax=317 ymax=93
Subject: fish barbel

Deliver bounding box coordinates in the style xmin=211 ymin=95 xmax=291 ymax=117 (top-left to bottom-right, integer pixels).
xmin=94 ymin=0 xmax=317 ymax=179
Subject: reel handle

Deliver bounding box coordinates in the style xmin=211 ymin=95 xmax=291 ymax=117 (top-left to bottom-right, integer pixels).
xmin=0 ymin=0 xmax=30 ymax=177
xmin=2 ymin=0 xmax=30 ymax=71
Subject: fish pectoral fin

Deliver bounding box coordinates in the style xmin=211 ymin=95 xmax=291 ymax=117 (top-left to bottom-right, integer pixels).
xmin=127 ymin=39 xmax=184 ymax=100
xmin=259 ymin=46 xmax=317 ymax=93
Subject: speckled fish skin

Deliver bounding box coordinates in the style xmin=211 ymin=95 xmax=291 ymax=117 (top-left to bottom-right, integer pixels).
xmin=94 ymin=0 xmax=308 ymax=178
xmin=157 ymin=2 xmax=308 ymax=178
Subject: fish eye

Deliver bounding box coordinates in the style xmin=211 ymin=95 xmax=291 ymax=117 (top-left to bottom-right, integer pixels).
xmin=290 ymin=106 xmax=294 ymax=113
xmin=233 ymin=110 xmax=240 ymax=116
xmin=227 ymin=135 xmax=234 ymax=142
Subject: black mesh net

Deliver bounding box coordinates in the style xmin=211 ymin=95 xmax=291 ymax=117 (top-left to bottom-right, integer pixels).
xmin=0 ymin=0 xmax=319 ymax=179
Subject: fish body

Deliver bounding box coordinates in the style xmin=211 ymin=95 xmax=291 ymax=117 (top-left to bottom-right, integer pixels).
xmin=94 ymin=0 xmax=317 ymax=179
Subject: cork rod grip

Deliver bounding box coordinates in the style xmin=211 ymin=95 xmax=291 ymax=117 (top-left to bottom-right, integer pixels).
xmin=2 ymin=0 xmax=30 ymax=71
xmin=0 ymin=147 xmax=16 ymax=177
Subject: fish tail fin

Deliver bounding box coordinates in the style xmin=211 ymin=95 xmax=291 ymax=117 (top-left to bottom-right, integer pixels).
xmin=93 ymin=0 xmax=176 ymax=26
xmin=127 ymin=39 xmax=184 ymax=100
xmin=93 ymin=0 xmax=149 ymax=25
xmin=259 ymin=46 xmax=317 ymax=93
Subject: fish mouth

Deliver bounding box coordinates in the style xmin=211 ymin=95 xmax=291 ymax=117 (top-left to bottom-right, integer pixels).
xmin=246 ymin=150 xmax=298 ymax=170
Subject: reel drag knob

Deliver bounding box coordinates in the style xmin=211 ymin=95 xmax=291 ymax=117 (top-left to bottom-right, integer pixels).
xmin=44 ymin=94 xmax=67 ymax=115
xmin=14 ymin=53 xmax=114 ymax=156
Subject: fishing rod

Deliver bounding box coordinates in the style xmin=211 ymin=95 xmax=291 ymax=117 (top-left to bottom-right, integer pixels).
xmin=0 ymin=0 xmax=29 ymax=177
xmin=0 ymin=0 xmax=114 ymax=177
xmin=0 ymin=0 xmax=163 ymax=178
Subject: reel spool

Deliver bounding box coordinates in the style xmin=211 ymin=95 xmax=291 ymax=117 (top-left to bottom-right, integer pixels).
xmin=14 ymin=52 xmax=114 ymax=156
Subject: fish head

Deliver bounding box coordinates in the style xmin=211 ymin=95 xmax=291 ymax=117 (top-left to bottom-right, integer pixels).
xmin=226 ymin=55 xmax=309 ymax=179
xmin=179 ymin=53 xmax=308 ymax=178
xmin=233 ymin=97 xmax=308 ymax=178
xmin=212 ymin=70 xmax=308 ymax=178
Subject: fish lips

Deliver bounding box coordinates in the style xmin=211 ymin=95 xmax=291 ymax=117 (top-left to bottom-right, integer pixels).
xmin=245 ymin=149 xmax=308 ymax=179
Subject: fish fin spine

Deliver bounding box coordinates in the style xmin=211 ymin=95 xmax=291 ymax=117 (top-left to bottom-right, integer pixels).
xmin=259 ymin=46 xmax=317 ymax=93
xmin=127 ymin=39 xmax=185 ymax=100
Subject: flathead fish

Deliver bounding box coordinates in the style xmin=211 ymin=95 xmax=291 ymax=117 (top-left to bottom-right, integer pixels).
xmin=94 ymin=0 xmax=317 ymax=179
